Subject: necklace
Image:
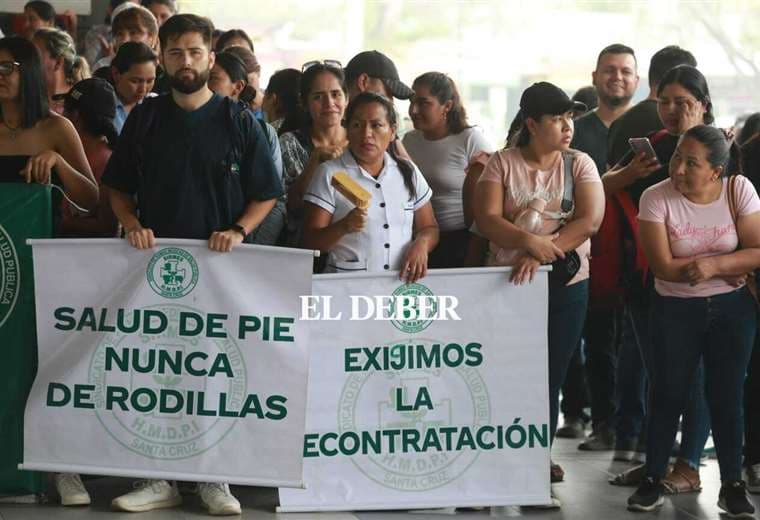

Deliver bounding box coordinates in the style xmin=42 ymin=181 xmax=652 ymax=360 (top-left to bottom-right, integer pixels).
xmin=2 ymin=118 xmax=22 ymax=140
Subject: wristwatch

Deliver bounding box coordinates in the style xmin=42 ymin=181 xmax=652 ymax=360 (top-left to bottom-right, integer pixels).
xmin=229 ymin=223 xmax=247 ymax=238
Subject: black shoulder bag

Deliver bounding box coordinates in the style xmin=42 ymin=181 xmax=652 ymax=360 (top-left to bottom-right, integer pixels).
xmin=548 ymin=151 xmax=582 ymax=289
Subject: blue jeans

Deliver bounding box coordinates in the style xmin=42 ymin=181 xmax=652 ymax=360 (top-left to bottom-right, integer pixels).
xmin=645 ymin=288 xmax=756 ymax=482
xmin=615 ymin=300 xmax=711 ymax=468
xmin=680 ymin=363 xmax=711 ymax=469
xmin=549 ymin=280 xmax=589 ymax=442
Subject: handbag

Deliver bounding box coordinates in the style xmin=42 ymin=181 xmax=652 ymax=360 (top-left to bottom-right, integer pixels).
xmin=726 ymin=174 xmax=760 ymax=303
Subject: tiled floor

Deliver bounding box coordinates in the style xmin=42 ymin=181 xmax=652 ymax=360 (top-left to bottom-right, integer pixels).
xmin=0 ymin=436 xmax=756 ymax=519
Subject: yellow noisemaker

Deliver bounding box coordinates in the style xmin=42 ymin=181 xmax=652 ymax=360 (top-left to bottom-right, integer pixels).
xmin=331 ymin=171 xmax=372 ymax=210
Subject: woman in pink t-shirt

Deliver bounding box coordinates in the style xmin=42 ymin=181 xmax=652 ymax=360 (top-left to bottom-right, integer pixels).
xmin=631 ymin=125 xmax=760 ymax=516
xmin=475 ymin=82 xmax=605 ymax=498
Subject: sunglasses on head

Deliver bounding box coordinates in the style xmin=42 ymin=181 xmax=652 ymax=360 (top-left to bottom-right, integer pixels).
xmin=0 ymin=61 xmax=21 ymax=77
xmin=301 ymin=59 xmax=342 ymax=72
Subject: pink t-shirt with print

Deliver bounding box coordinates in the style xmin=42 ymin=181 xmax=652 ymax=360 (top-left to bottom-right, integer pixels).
xmin=638 ymin=175 xmax=760 ymax=298
xmin=478 ymin=148 xmax=601 ymax=285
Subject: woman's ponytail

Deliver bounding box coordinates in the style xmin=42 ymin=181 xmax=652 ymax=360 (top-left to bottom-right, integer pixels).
xmin=239 ymin=84 xmax=257 ymax=106
xmin=728 ymin=139 xmax=744 ymax=177
xmin=70 ymin=56 xmax=91 ymax=84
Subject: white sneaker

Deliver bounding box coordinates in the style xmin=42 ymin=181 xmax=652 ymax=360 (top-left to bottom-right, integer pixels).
xmin=111 ymin=479 xmax=182 ymax=512
xmin=54 ymin=473 xmax=91 ymax=506
xmin=198 ymin=482 xmax=241 ymax=515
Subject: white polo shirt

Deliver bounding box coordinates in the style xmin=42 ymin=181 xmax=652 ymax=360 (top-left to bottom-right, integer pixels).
xmin=304 ymin=150 xmax=432 ymax=273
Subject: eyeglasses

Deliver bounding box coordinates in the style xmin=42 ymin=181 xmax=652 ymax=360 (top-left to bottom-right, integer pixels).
xmin=0 ymin=61 xmax=21 ymax=77
xmin=301 ymin=59 xmax=342 ymax=72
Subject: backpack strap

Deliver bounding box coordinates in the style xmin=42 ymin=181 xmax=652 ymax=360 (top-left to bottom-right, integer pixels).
xmin=131 ymin=95 xmax=165 ymax=180
xmin=225 ymin=99 xmax=255 ymax=166
xmin=561 ymin=150 xmax=575 ymax=213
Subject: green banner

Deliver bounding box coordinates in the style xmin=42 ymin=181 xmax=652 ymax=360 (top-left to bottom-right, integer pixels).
xmin=0 ymin=184 xmax=51 ymax=496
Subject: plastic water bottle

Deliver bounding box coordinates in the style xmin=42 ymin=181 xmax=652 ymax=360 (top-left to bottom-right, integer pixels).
xmin=513 ymin=198 xmax=546 ymax=233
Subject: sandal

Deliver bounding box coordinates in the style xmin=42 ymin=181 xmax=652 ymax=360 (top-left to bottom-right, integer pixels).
xmin=662 ymin=459 xmax=701 ymax=494
xmin=609 ymin=463 xmax=648 ymax=486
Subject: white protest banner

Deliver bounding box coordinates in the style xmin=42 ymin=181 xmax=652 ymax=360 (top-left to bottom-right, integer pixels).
xmin=279 ymin=268 xmax=550 ymax=511
xmin=22 ymin=239 xmax=312 ymax=487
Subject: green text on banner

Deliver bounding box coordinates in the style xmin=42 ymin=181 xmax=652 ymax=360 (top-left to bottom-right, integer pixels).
xmin=23 ymin=239 xmax=312 ymax=487
xmin=278 ymin=268 xmax=550 ymax=511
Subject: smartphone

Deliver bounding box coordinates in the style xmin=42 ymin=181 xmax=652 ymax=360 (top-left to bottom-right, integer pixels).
xmin=628 ymin=137 xmax=657 ymax=160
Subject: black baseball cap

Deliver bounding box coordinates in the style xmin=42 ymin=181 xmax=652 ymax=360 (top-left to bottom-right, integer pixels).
xmin=345 ymin=50 xmax=413 ymax=100
xmin=519 ymin=81 xmax=586 ymax=120
xmin=54 ymin=78 xmax=117 ymax=120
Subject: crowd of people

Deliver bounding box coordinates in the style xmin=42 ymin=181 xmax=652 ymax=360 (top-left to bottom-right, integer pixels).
xmin=1 ymin=0 xmax=760 ymax=518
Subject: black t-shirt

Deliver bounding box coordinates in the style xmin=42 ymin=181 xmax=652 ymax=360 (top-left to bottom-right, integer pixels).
xmin=570 ymin=110 xmax=608 ymax=174
xmin=607 ymin=99 xmax=664 ymax=167
xmin=620 ymin=131 xmax=678 ymax=206
xmin=103 ymin=93 xmax=283 ymax=240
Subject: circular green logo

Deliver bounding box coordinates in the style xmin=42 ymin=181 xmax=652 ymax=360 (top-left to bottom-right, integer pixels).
xmin=147 ymin=248 xmax=199 ymax=299
xmin=337 ymin=339 xmax=491 ymax=491
xmin=88 ymin=304 xmax=248 ymax=460
xmin=390 ymin=283 xmax=437 ymax=334
xmin=0 ymin=224 xmax=20 ymax=329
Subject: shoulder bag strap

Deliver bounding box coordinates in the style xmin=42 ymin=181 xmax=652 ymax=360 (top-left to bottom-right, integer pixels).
xmin=728 ymin=174 xmax=738 ymax=224
xmin=561 ymin=151 xmax=575 ymax=213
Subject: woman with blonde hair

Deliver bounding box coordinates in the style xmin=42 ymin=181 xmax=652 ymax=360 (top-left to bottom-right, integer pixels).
xmin=32 ymin=28 xmax=90 ymax=114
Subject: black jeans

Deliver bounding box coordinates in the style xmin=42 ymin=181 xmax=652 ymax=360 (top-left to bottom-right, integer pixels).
xmin=428 ymin=229 xmax=470 ymax=268
xmin=560 ymin=344 xmax=589 ymax=421
xmin=745 ymin=329 xmax=760 ymax=467
xmin=584 ymin=307 xmax=620 ymax=431
xmin=614 ymin=302 xmax=648 ymax=446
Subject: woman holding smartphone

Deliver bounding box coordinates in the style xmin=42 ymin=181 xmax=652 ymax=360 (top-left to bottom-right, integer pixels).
xmin=605 ymin=66 xmax=718 ymax=494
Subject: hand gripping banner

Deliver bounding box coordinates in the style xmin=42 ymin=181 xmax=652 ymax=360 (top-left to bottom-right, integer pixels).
xmin=23 ymin=239 xmax=312 ymax=487
xmin=279 ymin=268 xmax=551 ymax=511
